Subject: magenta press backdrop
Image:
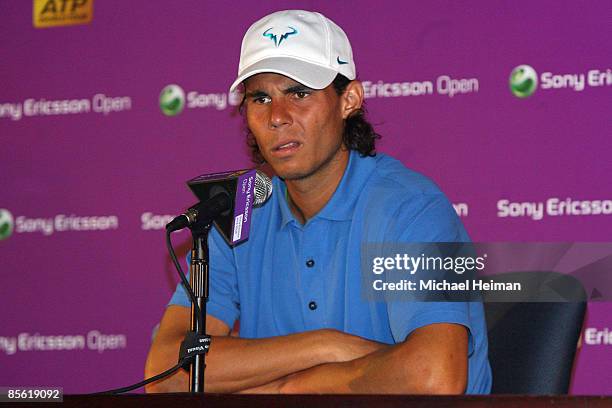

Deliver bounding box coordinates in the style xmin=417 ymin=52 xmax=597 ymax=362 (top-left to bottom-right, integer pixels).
xmin=1 ymin=0 xmax=611 ymax=394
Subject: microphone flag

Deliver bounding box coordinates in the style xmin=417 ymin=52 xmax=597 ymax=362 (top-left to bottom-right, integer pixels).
xmin=187 ymin=169 xmax=257 ymax=245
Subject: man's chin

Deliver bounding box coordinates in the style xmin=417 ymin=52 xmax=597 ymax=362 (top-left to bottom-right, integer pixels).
xmin=270 ymin=164 xmax=312 ymax=181
xmin=276 ymin=170 xmax=312 ymax=181
xmin=264 ymin=159 xmax=302 ymax=180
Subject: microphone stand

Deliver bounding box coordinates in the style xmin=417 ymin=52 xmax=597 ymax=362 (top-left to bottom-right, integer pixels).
xmin=188 ymin=221 xmax=212 ymax=393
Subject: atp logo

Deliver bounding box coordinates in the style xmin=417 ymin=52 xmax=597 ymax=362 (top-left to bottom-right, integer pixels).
xmin=159 ymin=84 xmax=185 ymax=116
xmin=509 ymin=65 xmax=538 ymax=98
xmin=263 ymin=27 xmax=298 ymax=47
xmin=0 ymin=209 xmax=14 ymax=240
xmin=33 ymin=0 xmax=94 ymax=28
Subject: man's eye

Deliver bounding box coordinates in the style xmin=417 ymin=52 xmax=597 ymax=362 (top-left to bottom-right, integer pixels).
xmin=253 ymin=96 xmax=271 ymax=104
xmin=294 ymin=91 xmax=310 ymax=99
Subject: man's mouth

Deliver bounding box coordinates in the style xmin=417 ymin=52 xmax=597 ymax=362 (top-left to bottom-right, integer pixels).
xmin=275 ymin=141 xmax=301 ymax=151
xmin=270 ymin=140 xmax=302 ymax=158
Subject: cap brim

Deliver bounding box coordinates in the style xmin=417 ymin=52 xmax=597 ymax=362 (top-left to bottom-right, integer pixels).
xmin=229 ymin=57 xmax=338 ymax=93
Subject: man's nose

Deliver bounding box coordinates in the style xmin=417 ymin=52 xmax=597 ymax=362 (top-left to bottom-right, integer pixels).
xmin=268 ymin=99 xmax=292 ymax=129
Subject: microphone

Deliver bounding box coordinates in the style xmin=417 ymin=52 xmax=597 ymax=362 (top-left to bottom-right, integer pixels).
xmin=166 ymin=170 xmax=272 ymax=236
xmin=165 ymin=192 xmax=230 ymax=233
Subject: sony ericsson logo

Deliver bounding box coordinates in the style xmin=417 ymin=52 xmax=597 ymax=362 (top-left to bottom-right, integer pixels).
xmin=0 ymin=209 xmax=14 ymax=240
xmin=510 ymin=65 xmax=611 ymax=96
xmin=263 ymin=27 xmax=298 ymax=47
xmin=159 ymin=84 xmax=185 ymax=116
xmin=509 ymin=65 xmax=538 ymax=98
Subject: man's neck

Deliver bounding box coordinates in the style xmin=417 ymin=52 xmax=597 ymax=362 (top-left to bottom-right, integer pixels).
xmin=285 ymin=149 xmax=349 ymax=224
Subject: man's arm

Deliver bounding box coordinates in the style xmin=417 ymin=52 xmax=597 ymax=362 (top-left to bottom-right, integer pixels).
xmin=144 ymin=305 xmax=389 ymax=393
xmin=144 ymin=305 xmax=225 ymax=393
xmin=240 ymin=323 xmax=468 ymax=394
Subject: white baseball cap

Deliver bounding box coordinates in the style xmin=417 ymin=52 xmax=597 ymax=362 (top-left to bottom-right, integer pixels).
xmin=229 ymin=10 xmax=356 ymax=92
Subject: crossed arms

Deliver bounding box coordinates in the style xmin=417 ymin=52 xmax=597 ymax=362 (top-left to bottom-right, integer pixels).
xmin=144 ymin=305 xmax=468 ymax=394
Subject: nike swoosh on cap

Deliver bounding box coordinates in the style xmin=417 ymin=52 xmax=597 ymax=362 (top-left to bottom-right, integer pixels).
xmin=337 ymin=56 xmax=348 ymax=65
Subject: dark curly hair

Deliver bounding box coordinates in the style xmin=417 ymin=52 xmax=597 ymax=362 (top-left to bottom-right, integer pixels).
xmin=241 ymin=74 xmax=381 ymax=164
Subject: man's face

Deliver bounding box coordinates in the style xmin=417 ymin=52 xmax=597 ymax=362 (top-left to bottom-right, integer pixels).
xmin=243 ymin=73 xmax=346 ymax=181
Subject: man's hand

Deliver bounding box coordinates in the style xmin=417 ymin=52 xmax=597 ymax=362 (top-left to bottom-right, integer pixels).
xmin=325 ymin=329 xmax=390 ymax=363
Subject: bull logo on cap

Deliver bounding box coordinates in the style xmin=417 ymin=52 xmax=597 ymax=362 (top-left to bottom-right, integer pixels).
xmin=263 ymin=26 xmax=298 ymax=47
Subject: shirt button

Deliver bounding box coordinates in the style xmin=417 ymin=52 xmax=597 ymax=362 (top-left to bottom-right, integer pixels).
xmin=306 ymin=259 xmax=315 ymax=268
xmin=308 ymin=301 xmax=318 ymax=310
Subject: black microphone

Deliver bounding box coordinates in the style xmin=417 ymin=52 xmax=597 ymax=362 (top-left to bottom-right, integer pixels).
xmin=166 ymin=192 xmax=231 ymax=232
xmin=166 ymin=170 xmax=272 ymax=233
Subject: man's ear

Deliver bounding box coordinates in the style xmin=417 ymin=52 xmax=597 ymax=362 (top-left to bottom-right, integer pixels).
xmin=341 ymin=80 xmax=365 ymax=119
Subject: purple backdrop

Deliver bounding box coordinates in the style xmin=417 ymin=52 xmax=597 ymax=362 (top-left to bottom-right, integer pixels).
xmin=1 ymin=0 xmax=611 ymax=394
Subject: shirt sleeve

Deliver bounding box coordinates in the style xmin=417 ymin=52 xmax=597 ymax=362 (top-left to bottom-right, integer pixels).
xmin=168 ymin=225 xmax=240 ymax=329
xmin=384 ymin=193 xmax=476 ymax=355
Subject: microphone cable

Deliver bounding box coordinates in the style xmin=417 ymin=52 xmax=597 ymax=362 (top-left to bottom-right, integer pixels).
xmin=88 ymin=229 xmax=203 ymax=394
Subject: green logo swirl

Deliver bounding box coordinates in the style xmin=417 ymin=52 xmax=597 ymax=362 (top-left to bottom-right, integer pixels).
xmin=0 ymin=209 xmax=14 ymax=240
xmin=509 ymin=65 xmax=538 ymax=98
xmin=159 ymin=84 xmax=186 ymax=116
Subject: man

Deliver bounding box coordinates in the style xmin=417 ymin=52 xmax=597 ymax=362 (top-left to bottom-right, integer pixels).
xmin=145 ymin=10 xmax=491 ymax=394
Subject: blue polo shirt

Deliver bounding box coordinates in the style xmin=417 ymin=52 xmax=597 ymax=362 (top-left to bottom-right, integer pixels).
xmin=169 ymin=150 xmax=491 ymax=394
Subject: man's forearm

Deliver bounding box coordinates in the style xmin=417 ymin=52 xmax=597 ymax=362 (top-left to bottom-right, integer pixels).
xmin=146 ymin=310 xmax=340 ymax=393
xmin=241 ymin=323 xmax=468 ymax=395
xmin=238 ymin=348 xmax=382 ymax=394
xmin=146 ymin=306 xmax=388 ymax=393
xmin=280 ymin=346 xmax=425 ymax=394
xmin=203 ymin=330 xmax=388 ymax=393
xmin=147 ymin=329 xmax=336 ymax=393
xmin=203 ymin=330 xmax=340 ymax=393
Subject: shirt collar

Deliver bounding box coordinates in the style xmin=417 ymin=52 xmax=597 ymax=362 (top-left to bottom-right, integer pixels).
xmin=276 ymin=150 xmax=377 ymax=227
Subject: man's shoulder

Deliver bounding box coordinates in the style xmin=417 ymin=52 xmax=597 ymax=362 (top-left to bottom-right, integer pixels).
xmin=355 ymin=153 xmax=464 ymax=241
xmin=365 ymin=153 xmax=446 ymax=199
